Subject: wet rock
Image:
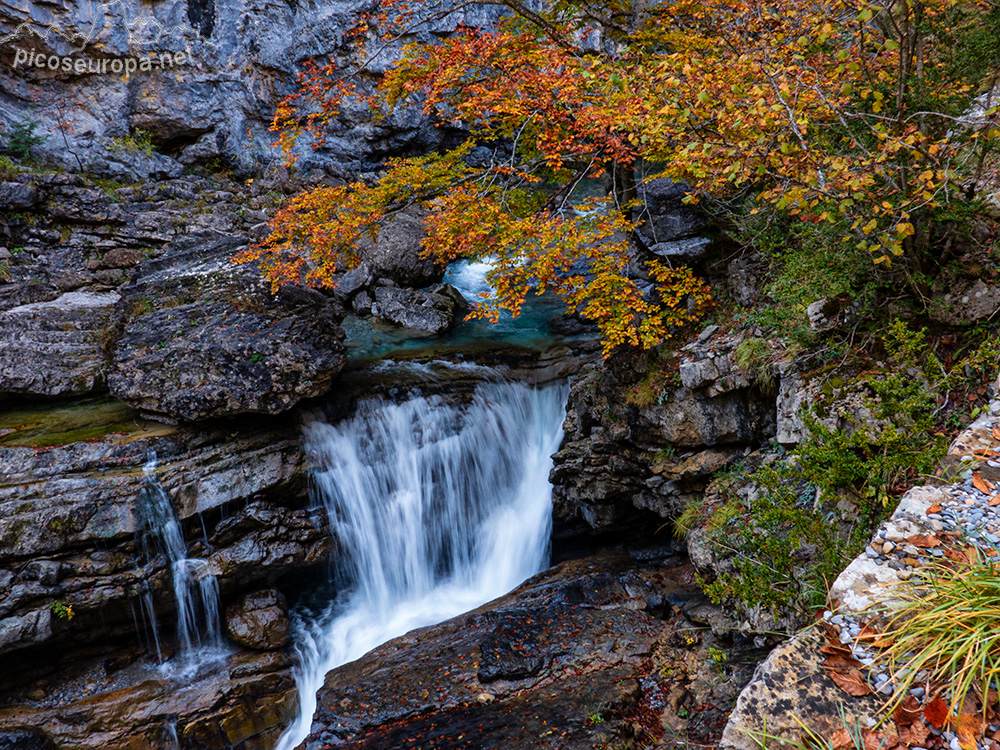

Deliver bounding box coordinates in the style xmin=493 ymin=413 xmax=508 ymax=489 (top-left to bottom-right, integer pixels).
xmin=107 ymin=233 xmax=346 ymax=421
xmin=0 ymin=650 xmax=295 ymax=750
xmin=357 ymin=206 xmax=444 ymax=287
xmin=0 ymin=414 xmax=319 ymax=657
xmin=0 ymin=291 xmax=119 ymax=397
xmin=306 ymin=550 xmax=711 ymax=750
xmin=371 ymin=284 xmax=467 ymax=336
xmin=225 ymin=590 xmax=290 ymax=650
xmin=0 ymin=727 xmax=56 ymax=750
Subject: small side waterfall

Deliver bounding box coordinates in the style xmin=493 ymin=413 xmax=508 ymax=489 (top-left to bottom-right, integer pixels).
xmin=276 ymin=379 xmax=568 ymax=749
xmin=137 ymin=456 xmax=224 ymax=670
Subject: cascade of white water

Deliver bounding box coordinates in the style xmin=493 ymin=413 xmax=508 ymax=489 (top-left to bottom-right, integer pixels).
xmin=275 ymin=378 xmax=567 ymax=749
xmin=137 ymin=456 xmax=225 ymax=670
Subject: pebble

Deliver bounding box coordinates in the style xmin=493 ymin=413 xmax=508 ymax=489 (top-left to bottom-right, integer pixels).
xmin=909 ymin=687 xmax=925 ymax=698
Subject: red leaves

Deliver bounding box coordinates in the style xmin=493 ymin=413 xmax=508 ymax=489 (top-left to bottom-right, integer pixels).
xmin=828 ymin=668 xmax=873 ymax=696
xmin=821 ymin=640 xmax=872 ymax=697
xmin=906 ymin=534 xmax=942 ymax=548
xmin=924 ymin=696 xmax=950 ymax=728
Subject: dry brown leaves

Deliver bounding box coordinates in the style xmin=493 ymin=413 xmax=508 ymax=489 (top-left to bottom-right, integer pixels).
xmin=972 ymin=472 xmax=995 ymax=494
xmin=906 ymin=534 xmax=943 ymax=548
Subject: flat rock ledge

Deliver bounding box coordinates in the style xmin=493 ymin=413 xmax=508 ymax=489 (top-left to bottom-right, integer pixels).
xmin=721 ymin=373 xmax=1000 ymax=750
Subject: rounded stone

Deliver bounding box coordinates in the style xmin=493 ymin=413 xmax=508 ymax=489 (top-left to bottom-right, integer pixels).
xmin=225 ymin=589 xmax=290 ymax=651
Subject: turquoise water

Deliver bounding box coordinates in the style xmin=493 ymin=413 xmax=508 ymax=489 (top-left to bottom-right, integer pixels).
xmin=342 ymin=259 xmax=578 ymax=360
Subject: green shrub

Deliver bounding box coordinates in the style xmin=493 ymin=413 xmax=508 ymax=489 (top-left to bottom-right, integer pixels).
xmin=1 ymin=117 xmax=44 ymax=159
xmin=701 ymin=320 xmax=990 ymax=619
xmin=733 ymin=337 xmax=775 ymax=391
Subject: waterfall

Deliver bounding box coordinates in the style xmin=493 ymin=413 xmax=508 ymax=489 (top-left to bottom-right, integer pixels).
xmin=137 ymin=456 xmax=225 ymax=671
xmin=276 ymin=378 xmax=567 ymax=749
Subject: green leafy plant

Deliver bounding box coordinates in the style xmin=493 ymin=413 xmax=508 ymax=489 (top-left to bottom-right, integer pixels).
xmin=49 ymin=601 xmax=75 ymax=621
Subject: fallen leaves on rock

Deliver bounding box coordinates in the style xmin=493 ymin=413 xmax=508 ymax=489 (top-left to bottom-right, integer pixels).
xmin=827 ymin=668 xmax=873 ymax=697
xmin=906 ymin=534 xmax=943 ymax=548
xmin=972 ymin=472 xmax=995 ymax=494
xmin=924 ymin=696 xmax=950 ymax=728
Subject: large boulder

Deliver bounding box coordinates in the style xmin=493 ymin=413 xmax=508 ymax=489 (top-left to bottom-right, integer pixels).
xmin=371 ymin=283 xmax=467 ymax=336
xmin=357 ymin=206 xmax=445 ymax=287
xmin=0 ymin=291 xmax=119 ymax=397
xmin=107 ymin=233 xmax=346 ymax=421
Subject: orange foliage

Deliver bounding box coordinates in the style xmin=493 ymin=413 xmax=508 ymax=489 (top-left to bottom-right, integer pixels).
xmin=242 ymin=0 xmax=999 ymax=354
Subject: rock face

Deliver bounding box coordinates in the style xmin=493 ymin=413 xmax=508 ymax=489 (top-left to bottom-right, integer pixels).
xmin=0 ymin=291 xmax=118 ymax=397
xmin=306 ymin=549 xmax=760 ymax=750
xmin=371 ymin=283 xmax=467 ymax=336
xmin=550 ymin=331 xmax=775 ymax=535
xmin=0 ymin=170 xmax=313 ymax=402
xmin=0 ymin=0 xmax=501 ymax=173
xmin=0 ymin=408 xmax=328 ymax=659
xmin=0 ymin=385 xmax=332 ymax=748
xmin=225 ymin=589 xmax=290 ymax=650
xmin=107 ymin=233 xmax=346 ymax=421
xmin=0 ymin=650 xmax=296 ymax=750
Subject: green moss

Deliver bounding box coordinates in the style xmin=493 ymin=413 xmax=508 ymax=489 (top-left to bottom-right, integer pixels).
xmin=0 ymin=397 xmax=173 ymax=448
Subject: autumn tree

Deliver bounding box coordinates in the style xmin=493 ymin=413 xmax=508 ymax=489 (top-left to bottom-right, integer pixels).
xmin=240 ymin=0 xmax=1000 ymax=354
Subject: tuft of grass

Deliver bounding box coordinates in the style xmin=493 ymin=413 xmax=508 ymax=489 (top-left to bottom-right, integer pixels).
xmin=734 ymin=337 xmax=775 ymax=391
xmin=878 ymin=555 xmax=1000 ymax=715
xmin=673 ymin=500 xmax=704 ymax=538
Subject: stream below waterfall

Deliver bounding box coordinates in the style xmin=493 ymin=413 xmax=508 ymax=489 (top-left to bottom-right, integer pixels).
xmin=275 ymin=378 xmax=569 ymax=749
